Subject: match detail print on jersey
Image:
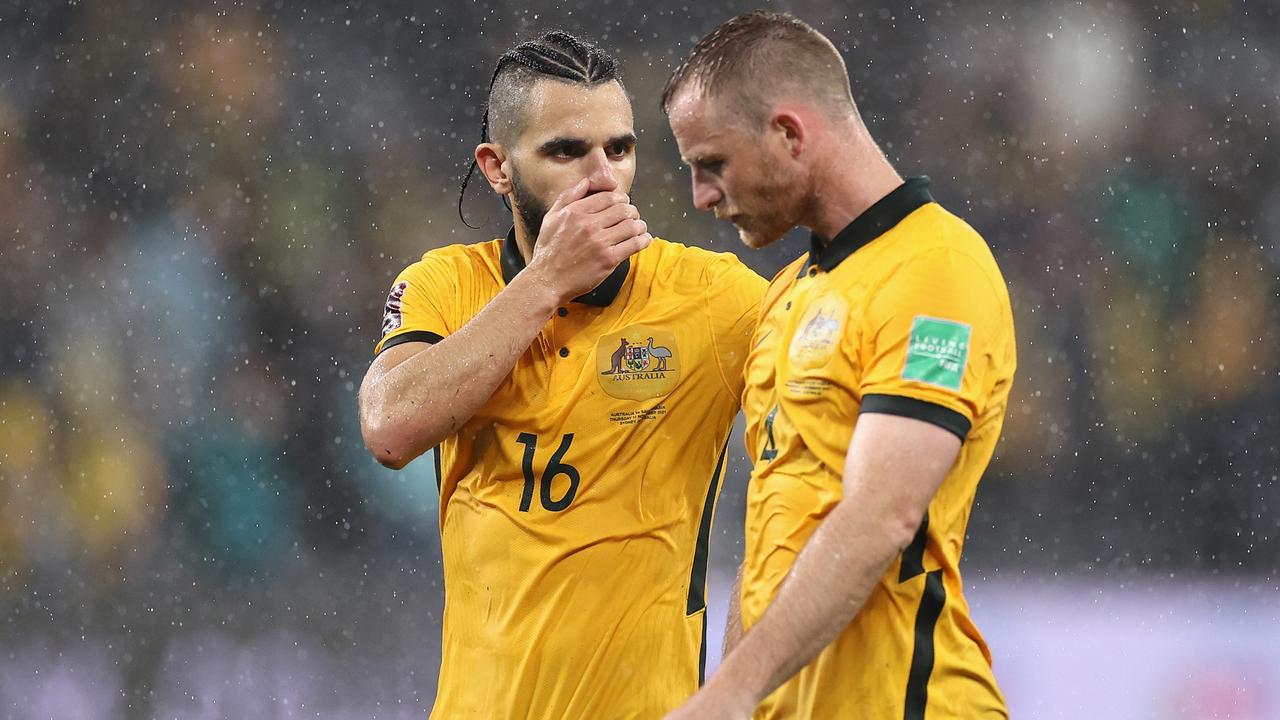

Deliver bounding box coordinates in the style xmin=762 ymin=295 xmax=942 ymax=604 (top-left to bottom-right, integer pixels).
xmin=595 ymin=325 xmax=680 ymax=400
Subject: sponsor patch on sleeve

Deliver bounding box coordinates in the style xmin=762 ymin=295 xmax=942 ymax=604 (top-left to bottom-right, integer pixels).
xmin=902 ymin=316 xmax=970 ymax=391
xmin=381 ymin=281 xmax=409 ymax=336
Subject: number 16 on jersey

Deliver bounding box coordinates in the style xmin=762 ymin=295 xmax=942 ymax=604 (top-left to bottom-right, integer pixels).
xmin=515 ymin=433 xmax=581 ymax=512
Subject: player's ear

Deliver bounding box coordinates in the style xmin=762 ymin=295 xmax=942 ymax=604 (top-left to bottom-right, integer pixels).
xmin=770 ymin=109 xmax=806 ymax=159
xmin=476 ymin=143 xmax=512 ymax=195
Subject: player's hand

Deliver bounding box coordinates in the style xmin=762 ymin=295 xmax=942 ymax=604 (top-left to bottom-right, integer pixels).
xmin=526 ymin=178 xmax=653 ymax=304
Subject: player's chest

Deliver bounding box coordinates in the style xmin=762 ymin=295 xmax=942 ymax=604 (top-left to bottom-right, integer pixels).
xmin=482 ymin=308 xmax=716 ymax=429
xmin=748 ymin=272 xmax=872 ymax=417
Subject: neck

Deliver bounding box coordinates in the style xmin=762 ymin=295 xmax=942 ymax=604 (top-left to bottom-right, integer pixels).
xmin=512 ymin=217 xmax=537 ymax=264
xmin=803 ymin=126 xmax=903 ymax=243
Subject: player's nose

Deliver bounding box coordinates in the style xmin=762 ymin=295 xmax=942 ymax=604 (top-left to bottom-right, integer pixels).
xmin=691 ymin=171 xmax=722 ymax=212
xmin=584 ymin=148 xmax=619 ymax=194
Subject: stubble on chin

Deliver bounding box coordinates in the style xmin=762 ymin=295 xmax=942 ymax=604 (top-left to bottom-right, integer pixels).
xmin=737 ymin=226 xmax=771 ymax=250
xmin=735 ymin=168 xmax=806 ymax=250
xmin=734 ymin=212 xmax=791 ymax=250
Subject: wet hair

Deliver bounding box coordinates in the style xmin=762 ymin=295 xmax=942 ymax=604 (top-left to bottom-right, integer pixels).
xmin=661 ymin=11 xmax=855 ymax=126
xmin=458 ymin=30 xmax=625 ymax=228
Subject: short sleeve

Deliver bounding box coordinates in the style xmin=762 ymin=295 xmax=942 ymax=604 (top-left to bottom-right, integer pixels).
xmin=704 ymin=254 xmax=768 ymax=400
xmin=373 ymin=252 xmax=457 ymax=356
xmin=856 ymin=247 xmax=1006 ymax=440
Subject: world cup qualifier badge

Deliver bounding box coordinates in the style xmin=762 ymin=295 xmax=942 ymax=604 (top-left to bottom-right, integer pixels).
xmin=596 ymin=325 xmax=680 ymax=400
xmin=382 ymin=281 xmax=409 ymax=336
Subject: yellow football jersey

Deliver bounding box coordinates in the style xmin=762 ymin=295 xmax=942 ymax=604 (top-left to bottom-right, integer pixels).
xmin=375 ymin=232 xmax=766 ymax=719
xmin=740 ymin=178 xmax=1015 ymax=719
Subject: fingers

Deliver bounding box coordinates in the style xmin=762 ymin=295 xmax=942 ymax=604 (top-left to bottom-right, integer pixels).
xmin=543 ymin=184 xmax=650 ymax=261
xmin=565 ymin=190 xmax=631 ymax=216
xmin=549 ymin=178 xmax=592 ymax=212
xmin=593 ymin=202 xmax=641 ymax=229
xmin=597 ymin=217 xmax=648 ymax=247
xmin=609 ymin=232 xmax=654 ymax=262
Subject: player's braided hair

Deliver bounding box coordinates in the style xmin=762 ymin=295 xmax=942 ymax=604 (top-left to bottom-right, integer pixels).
xmin=458 ymin=31 xmax=624 ymax=228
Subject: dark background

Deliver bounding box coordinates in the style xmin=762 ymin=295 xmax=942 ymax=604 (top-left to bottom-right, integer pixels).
xmin=1 ymin=1 xmax=1276 ymax=717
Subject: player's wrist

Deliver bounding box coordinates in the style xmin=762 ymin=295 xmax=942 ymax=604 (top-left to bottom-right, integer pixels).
xmin=524 ymin=258 xmax=583 ymax=306
xmin=702 ymin=670 xmax=760 ymax=716
xmin=507 ymin=266 xmax=566 ymax=316
xmin=713 ymin=636 xmax=774 ymax=707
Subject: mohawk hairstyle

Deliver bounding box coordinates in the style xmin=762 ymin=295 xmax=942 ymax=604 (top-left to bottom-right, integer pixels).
xmin=661 ymin=11 xmax=855 ymax=125
xmin=458 ymin=30 xmax=624 ymax=228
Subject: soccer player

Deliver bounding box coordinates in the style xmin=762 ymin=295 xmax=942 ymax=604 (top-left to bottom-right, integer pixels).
xmin=358 ymin=31 xmax=766 ymax=719
xmin=660 ymin=12 xmax=1016 ymax=720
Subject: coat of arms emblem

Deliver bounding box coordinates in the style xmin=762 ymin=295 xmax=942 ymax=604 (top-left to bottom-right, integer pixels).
xmin=623 ymin=343 xmax=650 ymax=373
xmin=596 ymin=326 xmax=680 ymax=400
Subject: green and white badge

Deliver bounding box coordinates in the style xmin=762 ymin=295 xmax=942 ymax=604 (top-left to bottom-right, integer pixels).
xmin=902 ymin=316 xmax=971 ymax=391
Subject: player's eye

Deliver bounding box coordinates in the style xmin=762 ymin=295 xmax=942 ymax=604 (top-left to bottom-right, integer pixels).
xmin=607 ymin=141 xmax=633 ymax=158
xmin=545 ymin=142 xmax=587 ymax=159
xmin=697 ymin=159 xmax=724 ymax=175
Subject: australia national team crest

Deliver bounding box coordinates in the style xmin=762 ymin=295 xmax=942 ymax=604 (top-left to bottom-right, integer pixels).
xmin=596 ymin=325 xmax=680 ymax=400
xmin=789 ymin=294 xmax=849 ymax=370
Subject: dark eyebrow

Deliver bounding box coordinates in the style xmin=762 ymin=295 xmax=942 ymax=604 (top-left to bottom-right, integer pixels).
xmin=688 ymin=154 xmax=723 ymax=170
xmin=537 ymin=134 xmax=638 ymax=155
xmin=538 ymin=137 xmax=590 ymax=155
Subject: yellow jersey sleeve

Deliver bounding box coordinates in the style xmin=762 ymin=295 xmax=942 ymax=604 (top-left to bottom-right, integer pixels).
xmin=856 ymin=247 xmax=1007 ymax=439
xmin=373 ymin=252 xmax=458 ymax=356
xmin=703 ymin=255 xmax=768 ymax=400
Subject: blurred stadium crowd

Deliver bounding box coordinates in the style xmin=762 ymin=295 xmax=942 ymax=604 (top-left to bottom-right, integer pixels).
xmin=0 ymin=0 xmax=1276 ymax=717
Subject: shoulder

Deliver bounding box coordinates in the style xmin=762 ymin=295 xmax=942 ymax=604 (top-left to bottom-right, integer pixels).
xmin=416 ymin=238 xmax=503 ymax=268
xmin=643 ymin=236 xmax=737 ymax=269
xmin=905 ymin=204 xmax=999 ymax=268
xmin=643 ymin=237 xmax=764 ymax=286
xmin=876 ymin=204 xmax=1007 ymax=295
xmin=398 ymin=238 xmax=503 ymax=282
xmin=861 ymin=206 xmax=1013 ymax=339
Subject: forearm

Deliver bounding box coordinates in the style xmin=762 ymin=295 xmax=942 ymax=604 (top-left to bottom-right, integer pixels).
xmin=361 ymin=271 xmax=559 ymax=461
xmin=711 ymin=499 xmax=913 ymax=704
xmin=722 ymin=562 xmax=745 ymax=656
